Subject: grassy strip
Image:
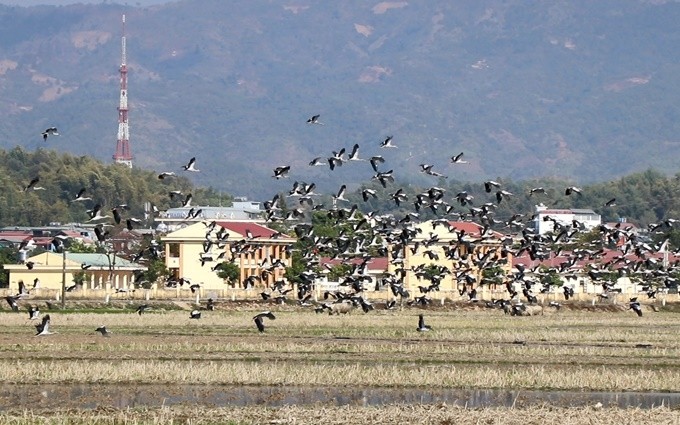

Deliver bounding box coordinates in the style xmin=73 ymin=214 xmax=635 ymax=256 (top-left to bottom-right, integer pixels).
xmin=1 ymin=359 xmax=679 ymax=391
xmin=0 ymin=405 xmax=679 ymax=425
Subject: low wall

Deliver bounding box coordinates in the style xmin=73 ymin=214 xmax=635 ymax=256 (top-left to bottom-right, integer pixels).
xmin=1 ymin=286 xmax=677 ymax=305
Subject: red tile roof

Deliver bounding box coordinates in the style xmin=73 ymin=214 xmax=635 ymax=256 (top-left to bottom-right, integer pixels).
xmin=215 ymin=221 xmax=288 ymax=239
xmin=320 ymin=256 xmax=389 ymax=271
xmin=447 ymin=221 xmax=503 ymax=239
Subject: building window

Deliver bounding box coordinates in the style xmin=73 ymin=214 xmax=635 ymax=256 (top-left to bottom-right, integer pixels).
xmin=169 ymin=243 xmax=180 ymax=257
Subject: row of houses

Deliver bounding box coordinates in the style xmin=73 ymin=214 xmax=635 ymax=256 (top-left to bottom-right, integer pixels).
xmin=3 ymin=208 xmax=665 ymax=299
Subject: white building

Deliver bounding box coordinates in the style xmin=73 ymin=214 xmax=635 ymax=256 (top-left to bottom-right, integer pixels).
xmin=534 ymin=204 xmax=601 ymax=235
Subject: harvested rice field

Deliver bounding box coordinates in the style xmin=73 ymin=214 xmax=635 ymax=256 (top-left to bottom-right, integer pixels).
xmin=1 ymin=301 xmax=679 ymax=424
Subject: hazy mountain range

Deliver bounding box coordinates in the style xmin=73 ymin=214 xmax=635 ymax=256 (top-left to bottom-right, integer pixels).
xmin=0 ymin=0 xmax=678 ymax=199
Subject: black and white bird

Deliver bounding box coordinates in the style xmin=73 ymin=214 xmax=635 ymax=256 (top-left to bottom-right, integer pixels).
xmin=347 ymin=144 xmax=365 ymax=161
xmin=361 ymin=188 xmax=378 ymax=202
xmin=416 ymin=314 xmax=432 ymax=332
xmin=42 ymin=127 xmax=59 ymax=141
xmin=5 ymin=295 xmax=20 ymax=312
xmin=190 ymin=310 xmax=201 ymax=319
xmin=273 ymin=166 xmax=291 ymax=179
xmin=182 ymin=157 xmax=200 ymax=172
xmin=28 ymin=305 xmax=40 ymax=320
xmin=484 ymin=180 xmax=502 ymax=193
xmin=450 ymin=152 xmax=468 ymax=164
xmin=158 ymin=171 xmax=177 ymax=179
xmin=136 ymin=304 xmax=149 ymax=315
xmin=95 ymin=326 xmax=111 ymax=337
xmin=35 ymin=314 xmax=52 ymax=336
xmin=307 ymin=114 xmax=323 ymax=125
xmin=86 ymin=204 xmax=111 ymax=222
xmin=529 ymin=187 xmax=546 ymax=196
xmin=308 ymin=157 xmax=326 ymax=166
xmin=565 ymin=186 xmax=582 ymax=196
xmin=369 ymin=155 xmax=385 ymax=172
xmin=420 ymin=164 xmax=446 ymax=178
xmin=72 ymin=188 xmax=92 ymax=202
xmin=380 ymin=136 xmax=397 ymax=148
xmin=629 ymin=300 xmax=643 ymax=317
xmin=22 ymin=177 xmax=41 ymax=192
xmin=253 ymin=311 xmax=276 ymax=332
xmin=372 ymin=170 xmax=394 ymax=188
xmin=333 ymin=184 xmax=349 ymax=202
xmin=182 ymin=193 xmax=193 ymax=208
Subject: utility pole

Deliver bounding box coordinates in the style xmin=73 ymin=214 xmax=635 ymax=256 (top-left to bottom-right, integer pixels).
xmin=61 ymin=249 xmax=66 ymax=309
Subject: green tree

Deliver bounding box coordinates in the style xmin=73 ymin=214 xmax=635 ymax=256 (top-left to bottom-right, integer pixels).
xmin=66 ymin=240 xmax=100 ymax=253
xmin=0 ymin=246 xmax=19 ymax=287
xmin=214 ymin=261 xmax=240 ymax=286
xmin=539 ymin=266 xmax=564 ymax=287
xmin=141 ymin=258 xmax=169 ymax=288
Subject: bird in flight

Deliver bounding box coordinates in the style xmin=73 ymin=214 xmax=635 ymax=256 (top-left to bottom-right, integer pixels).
xmin=22 ymin=177 xmax=41 ymax=192
xmin=253 ymin=311 xmax=276 ymax=332
xmin=5 ymin=295 xmax=20 ymax=312
xmin=72 ymin=188 xmax=92 ymax=202
xmin=182 ymin=157 xmax=200 ymax=172
xmin=42 ymin=127 xmax=59 ymax=141
xmin=273 ymin=166 xmax=291 ymax=179
xmin=380 ymin=136 xmax=397 ymax=148
xmin=529 ymin=187 xmax=546 ymax=196
xmin=369 ymin=155 xmax=385 ymax=172
xmin=307 ymin=114 xmax=323 ymax=125
xmin=450 ymin=152 xmax=468 ymax=164
xmin=35 ymin=314 xmax=52 ymax=336
xmin=565 ymin=186 xmax=582 ymax=196
xmin=347 ymin=144 xmax=365 ymax=162
xmin=28 ymin=305 xmax=40 ymax=320
xmin=158 ymin=172 xmax=176 ymax=180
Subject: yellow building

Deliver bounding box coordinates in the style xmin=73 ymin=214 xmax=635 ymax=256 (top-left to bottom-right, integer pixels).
xmin=162 ymin=221 xmax=296 ymax=290
xmin=5 ymin=252 xmax=146 ymax=294
xmin=388 ymin=220 xmax=512 ymax=293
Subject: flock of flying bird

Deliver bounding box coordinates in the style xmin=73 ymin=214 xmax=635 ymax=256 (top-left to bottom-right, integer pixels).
xmin=6 ymin=115 xmax=671 ymax=337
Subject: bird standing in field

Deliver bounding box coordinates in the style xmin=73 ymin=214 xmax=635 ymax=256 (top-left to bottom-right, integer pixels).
xmin=95 ymin=326 xmax=111 ymax=337
xmin=629 ymin=299 xmax=643 ymax=317
xmin=253 ymin=311 xmax=276 ymax=332
xmin=416 ymin=314 xmax=432 ymax=332
xmin=136 ymin=304 xmax=149 ymax=315
xmin=190 ymin=310 xmax=201 ymax=319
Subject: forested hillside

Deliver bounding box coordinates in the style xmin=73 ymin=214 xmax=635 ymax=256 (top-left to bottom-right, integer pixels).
xmin=0 ymin=1 xmax=679 ymax=197
xmin=310 ymin=169 xmax=680 ymax=232
xmin=0 ymin=147 xmax=231 ymax=227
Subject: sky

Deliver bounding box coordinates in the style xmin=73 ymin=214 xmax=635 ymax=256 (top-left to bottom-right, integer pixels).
xmin=0 ymin=0 xmax=174 ymax=6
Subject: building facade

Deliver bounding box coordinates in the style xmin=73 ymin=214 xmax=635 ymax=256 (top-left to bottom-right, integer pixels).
xmin=162 ymin=221 xmax=295 ymax=290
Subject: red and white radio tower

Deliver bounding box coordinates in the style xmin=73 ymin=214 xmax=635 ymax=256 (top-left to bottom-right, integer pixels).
xmin=113 ymin=14 xmax=132 ymax=167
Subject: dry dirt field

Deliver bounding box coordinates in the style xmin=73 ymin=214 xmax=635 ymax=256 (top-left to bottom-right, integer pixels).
xmin=0 ymin=300 xmax=679 ymax=424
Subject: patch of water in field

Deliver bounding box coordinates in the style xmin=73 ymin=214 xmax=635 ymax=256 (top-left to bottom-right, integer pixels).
xmin=0 ymin=384 xmax=678 ymax=410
